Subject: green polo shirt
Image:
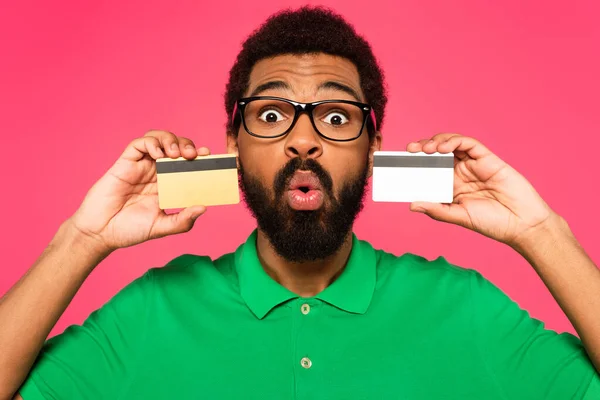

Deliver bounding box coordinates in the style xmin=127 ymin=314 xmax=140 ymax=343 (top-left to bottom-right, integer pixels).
xmin=20 ymin=230 xmax=600 ymax=399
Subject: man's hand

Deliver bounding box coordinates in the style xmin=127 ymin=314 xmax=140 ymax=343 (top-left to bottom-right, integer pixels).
xmin=0 ymin=132 xmax=211 ymax=399
xmin=68 ymin=130 xmax=209 ymax=255
xmin=406 ymin=133 xmax=554 ymax=249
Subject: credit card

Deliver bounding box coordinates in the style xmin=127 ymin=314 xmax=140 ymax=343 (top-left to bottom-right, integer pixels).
xmin=372 ymin=151 xmax=454 ymax=203
xmin=156 ymin=154 xmax=240 ymax=209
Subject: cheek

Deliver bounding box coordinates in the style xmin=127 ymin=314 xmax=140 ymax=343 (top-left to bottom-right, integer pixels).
xmin=238 ymin=138 xmax=286 ymax=182
xmin=328 ymin=160 xmax=365 ymax=193
xmin=322 ymin=145 xmax=370 ymax=190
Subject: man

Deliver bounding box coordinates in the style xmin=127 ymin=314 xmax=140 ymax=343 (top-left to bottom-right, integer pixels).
xmin=1 ymin=6 xmax=599 ymax=399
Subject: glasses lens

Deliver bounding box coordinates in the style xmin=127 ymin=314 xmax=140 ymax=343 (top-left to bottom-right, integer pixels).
xmin=313 ymin=102 xmax=365 ymax=140
xmin=243 ymin=99 xmax=295 ymax=137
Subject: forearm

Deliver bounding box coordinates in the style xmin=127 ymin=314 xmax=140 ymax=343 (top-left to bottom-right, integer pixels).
xmin=514 ymin=213 xmax=600 ymax=372
xmin=0 ymin=219 xmax=109 ymax=399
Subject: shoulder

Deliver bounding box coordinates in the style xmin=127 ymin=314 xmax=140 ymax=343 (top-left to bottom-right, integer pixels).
xmin=360 ymin=241 xmax=484 ymax=325
xmin=146 ymin=251 xmax=239 ymax=291
xmin=366 ymin=241 xmax=478 ymax=294
xmin=373 ymin=243 xmax=475 ymax=278
xmin=369 ymin=242 xmax=514 ymax=306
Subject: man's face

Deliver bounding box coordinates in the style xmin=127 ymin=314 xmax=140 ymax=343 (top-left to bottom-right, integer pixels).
xmin=228 ymin=54 xmax=381 ymax=262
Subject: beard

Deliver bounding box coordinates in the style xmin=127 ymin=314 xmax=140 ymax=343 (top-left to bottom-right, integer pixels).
xmin=238 ymin=156 xmax=369 ymax=263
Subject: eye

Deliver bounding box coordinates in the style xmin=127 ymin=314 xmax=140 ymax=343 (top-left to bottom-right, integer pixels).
xmin=322 ymin=112 xmax=349 ymax=126
xmin=258 ymin=109 xmax=286 ymax=123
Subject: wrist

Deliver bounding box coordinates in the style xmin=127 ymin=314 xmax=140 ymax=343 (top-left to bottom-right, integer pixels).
xmin=511 ymin=212 xmax=573 ymax=258
xmin=52 ymin=219 xmax=114 ymax=266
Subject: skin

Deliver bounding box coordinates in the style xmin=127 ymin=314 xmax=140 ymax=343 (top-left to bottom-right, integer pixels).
xmin=227 ymin=54 xmax=381 ymax=296
xmin=0 ymin=53 xmax=598 ymax=399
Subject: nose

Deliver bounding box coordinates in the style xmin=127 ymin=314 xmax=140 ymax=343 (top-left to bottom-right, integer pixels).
xmin=284 ymin=113 xmax=323 ymax=160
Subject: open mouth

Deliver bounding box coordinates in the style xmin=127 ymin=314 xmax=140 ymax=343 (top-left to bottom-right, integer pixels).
xmin=288 ymin=172 xmax=322 ymax=192
xmin=286 ymin=172 xmax=325 ymax=210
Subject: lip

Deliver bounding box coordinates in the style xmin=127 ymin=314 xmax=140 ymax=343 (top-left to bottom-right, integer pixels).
xmin=287 ymin=171 xmax=323 ymax=191
xmin=286 ymin=171 xmax=324 ymax=210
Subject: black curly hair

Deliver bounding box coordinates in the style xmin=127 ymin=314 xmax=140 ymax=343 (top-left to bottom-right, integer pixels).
xmin=224 ymin=6 xmax=387 ymax=139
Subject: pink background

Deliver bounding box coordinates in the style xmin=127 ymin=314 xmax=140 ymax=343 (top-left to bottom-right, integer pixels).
xmin=1 ymin=0 xmax=599 ymax=338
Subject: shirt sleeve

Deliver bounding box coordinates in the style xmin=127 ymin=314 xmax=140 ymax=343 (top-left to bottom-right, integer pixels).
xmin=18 ymin=270 xmax=154 ymax=400
xmin=470 ymin=270 xmax=600 ymax=399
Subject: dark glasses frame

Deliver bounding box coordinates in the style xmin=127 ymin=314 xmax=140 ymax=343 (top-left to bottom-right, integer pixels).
xmin=231 ymin=96 xmax=378 ymax=142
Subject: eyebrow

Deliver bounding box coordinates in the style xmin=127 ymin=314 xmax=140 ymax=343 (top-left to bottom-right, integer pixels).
xmin=318 ymin=81 xmax=362 ymax=102
xmin=249 ymin=81 xmax=291 ymax=97
xmin=248 ymin=80 xmax=363 ymax=102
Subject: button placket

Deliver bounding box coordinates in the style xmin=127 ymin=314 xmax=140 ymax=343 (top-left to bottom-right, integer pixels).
xmin=295 ymin=300 xmax=316 ymax=376
xmin=294 ymin=299 xmax=321 ymax=400
xmin=298 ymin=302 xmax=316 ymax=369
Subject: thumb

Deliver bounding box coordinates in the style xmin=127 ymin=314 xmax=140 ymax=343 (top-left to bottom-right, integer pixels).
xmin=410 ymin=201 xmax=468 ymax=226
xmin=152 ymin=205 xmax=207 ymax=238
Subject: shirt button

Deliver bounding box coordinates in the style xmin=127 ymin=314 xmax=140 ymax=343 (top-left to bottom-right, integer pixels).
xmin=301 ymin=357 xmax=312 ymax=369
xmin=301 ymin=303 xmax=311 ymax=315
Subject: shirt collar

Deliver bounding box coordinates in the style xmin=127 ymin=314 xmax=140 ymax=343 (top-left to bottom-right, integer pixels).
xmin=315 ymin=233 xmax=377 ymax=314
xmin=235 ymin=230 xmax=377 ymax=319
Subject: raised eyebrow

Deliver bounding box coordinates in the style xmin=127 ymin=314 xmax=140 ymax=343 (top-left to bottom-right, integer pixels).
xmin=318 ymin=81 xmax=362 ymax=102
xmin=249 ymin=81 xmax=291 ymax=97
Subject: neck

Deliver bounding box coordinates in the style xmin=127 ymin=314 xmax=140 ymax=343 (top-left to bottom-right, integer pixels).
xmin=255 ymin=229 xmax=354 ymax=297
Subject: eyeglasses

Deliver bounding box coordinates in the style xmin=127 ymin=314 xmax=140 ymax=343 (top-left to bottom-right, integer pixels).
xmin=232 ymin=96 xmax=378 ymax=142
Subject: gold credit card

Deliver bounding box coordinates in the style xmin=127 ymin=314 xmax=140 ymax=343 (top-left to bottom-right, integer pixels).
xmin=156 ymin=154 xmax=240 ymax=209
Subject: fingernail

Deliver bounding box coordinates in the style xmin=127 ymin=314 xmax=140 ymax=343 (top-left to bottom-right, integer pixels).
xmin=185 ymin=144 xmax=194 ymax=150
xmin=171 ymin=143 xmax=178 ymax=151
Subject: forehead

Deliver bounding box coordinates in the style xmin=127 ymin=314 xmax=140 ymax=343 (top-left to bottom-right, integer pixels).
xmin=246 ymin=53 xmax=363 ymax=101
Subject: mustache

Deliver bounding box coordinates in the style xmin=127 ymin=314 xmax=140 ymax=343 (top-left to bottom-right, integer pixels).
xmin=273 ymin=158 xmax=334 ymax=200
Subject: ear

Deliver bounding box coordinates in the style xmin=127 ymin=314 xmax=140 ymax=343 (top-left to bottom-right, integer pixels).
xmin=367 ymin=132 xmax=382 ymax=178
xmin=226 ymin=133 xmax=240 ymax=168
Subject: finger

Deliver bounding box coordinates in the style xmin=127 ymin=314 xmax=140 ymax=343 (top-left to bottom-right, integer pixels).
xmin=431 ymin=132 xmax=461 ymax=142
xmin=121 ymin=136 xmax=164 ymax=161
xmin=406 ymin=139 xmax=430 ymax=153
xmin=152 ymin=205 xmax=207 ymax=238
xmin=438 ymin=136 xmax=491 ymax=160
xmin=145 ymin=130 xmax=180 ymax=158
xmin=428 ymin=133 xmax=461 ymax=154
xmin=410 ymin=201 xmax=470 ymax=227
xmin=197 ymin=146 xmax=211 ymax=156
xmin=421 ymin=139 xmax=439 ymax=154
xmin=422 ymin=133 xmax=460 ymax=154
xmin=406 ymin=141 xmax=420 ymax=152
xmin=177 ymin=137 xmax=198 ymax=160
